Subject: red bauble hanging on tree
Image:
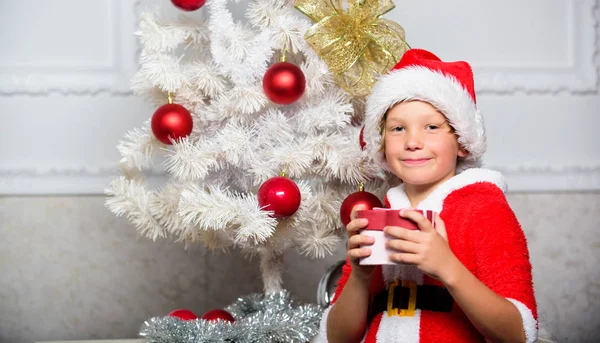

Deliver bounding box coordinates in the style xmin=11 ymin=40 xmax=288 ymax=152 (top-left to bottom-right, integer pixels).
xmin=339 ymin=189 xmax=383 ymax=227
xmin=151 ymin=103 xmax=193 ymax=145
xmin=171 ymin=0 xmax=206 ymax=11
xmin=200 ymin=309 xmax=236 ymax=323
xmin=168 ymin=308 xmax=198 ymax=320
xmin=257 ymin=176 xmax=302 ymax=218
xmin=262 ymin=62 xmax=306 ymax=105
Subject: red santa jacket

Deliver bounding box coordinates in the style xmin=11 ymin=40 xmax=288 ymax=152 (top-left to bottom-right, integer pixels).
xmin=313 ymin=168 xmax=538 ymax=343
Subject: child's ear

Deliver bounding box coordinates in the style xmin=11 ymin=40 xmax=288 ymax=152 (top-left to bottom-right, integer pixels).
xmin=457 ymin=147 xmax=468 ymax=158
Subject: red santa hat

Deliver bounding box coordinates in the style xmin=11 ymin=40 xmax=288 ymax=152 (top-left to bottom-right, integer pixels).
xmin=363 ymin=48 xmax=486 ymax=173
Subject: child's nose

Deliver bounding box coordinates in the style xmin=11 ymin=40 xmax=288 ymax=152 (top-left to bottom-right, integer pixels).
xmin=404 ymin=131 xmax=423 ymax=150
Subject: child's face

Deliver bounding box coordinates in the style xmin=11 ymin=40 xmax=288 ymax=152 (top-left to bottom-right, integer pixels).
xmin=383 ymin=101 xmax=468 ymax=188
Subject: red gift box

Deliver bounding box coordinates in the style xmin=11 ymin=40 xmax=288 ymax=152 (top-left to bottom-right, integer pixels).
xmin=357 ymin=208 xmax=435 ymax=230
xmin=356 ymin=208 xmax=436 ymax=265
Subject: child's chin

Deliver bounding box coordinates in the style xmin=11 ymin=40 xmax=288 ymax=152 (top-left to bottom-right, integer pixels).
xmin=401 ymin=175 xmax=439 ymax=186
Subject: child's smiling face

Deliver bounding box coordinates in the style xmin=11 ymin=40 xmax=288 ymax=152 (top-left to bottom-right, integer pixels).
xmin=383 ymin=100 xmax=468 ymax=188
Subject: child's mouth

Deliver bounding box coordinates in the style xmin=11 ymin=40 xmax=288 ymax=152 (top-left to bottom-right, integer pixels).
xmin=402 ymin=158 xmax=431 ymax=165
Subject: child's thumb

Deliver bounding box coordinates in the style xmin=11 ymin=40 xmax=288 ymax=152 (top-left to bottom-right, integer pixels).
xmin=434 ymin=213 xmax=448 ymax=240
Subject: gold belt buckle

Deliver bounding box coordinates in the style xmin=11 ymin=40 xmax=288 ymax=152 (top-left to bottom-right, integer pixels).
xmin=386 ymin=280 xmax=417 ymax=317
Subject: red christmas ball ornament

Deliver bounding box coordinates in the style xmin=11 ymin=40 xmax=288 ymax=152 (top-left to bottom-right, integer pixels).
xmin=200 ymin=309 xmax=235 ymax=323
xmin=151 ymin=103 xmax=193 ymax=145
xmin=168 ymin=308 xmax=198 ymax=320
xmin=171 ymin=0 xmax=206 ymax=11
xmin=359 ymin=126 xmax=366 ymax=150
xmin=339 ymin=190 xmax=383 ymax=227
xmin=262 ymin=62 xmax=306 ymax=104
xmin=257 ymin=176 xmax=302 ymax=218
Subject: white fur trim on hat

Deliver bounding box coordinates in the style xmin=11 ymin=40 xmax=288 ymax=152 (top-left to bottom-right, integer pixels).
xmin=364 ymin=66 xmax=486 ymax=173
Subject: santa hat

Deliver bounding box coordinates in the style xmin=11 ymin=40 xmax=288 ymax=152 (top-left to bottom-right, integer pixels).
xmin=363 ymin=49 xmax=486 ymax=173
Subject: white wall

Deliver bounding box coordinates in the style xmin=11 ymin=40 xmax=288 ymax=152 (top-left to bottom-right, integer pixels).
xmin=0 ymin=0 xmax=599 ymax=342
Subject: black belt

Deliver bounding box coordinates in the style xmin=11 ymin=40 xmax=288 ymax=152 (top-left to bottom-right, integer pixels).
xmin=369 ymin=280 xmax=453 ymax=320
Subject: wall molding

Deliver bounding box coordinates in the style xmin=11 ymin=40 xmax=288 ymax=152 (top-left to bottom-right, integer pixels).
xmin=491 ymin=164 xmax=600 ymax=192
xmin=0 ymin=1 xmax=598 ymax=195
xmin=0 ymin=0 xmax=140 ymax=95
xmin=1 ymin=165 xmax=598 ymax=195
xmin=0 ymin=167 xmax=165 ymax=195
xmin=476 ymin=0 xmax=598 ymax=94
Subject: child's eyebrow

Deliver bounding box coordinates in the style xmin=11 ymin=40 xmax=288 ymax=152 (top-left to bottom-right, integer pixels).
xmin=386 ymin=112 xmax=444 ymax=123
xmin=420 ymin=112 xmax=445 ymax=120
xmin=386 ymin=116 xmax=403 ymax=123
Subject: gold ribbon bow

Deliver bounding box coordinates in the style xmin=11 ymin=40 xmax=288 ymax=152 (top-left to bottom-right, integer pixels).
xmin=295 ymin=0 xmax=409 ymax=97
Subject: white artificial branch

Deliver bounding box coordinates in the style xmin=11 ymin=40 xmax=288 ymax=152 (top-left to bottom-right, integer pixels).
xmin=163 ymin=137 xmax=218 ymax=181
xmin=207 ymin=0 xmax=275 ymax=86
xmin=117 ymin=121 xmax=159 ymax=170
xmin=105 ymin=177 xmax=167 ymax=241
xmin=178 ymin=184 xmax=278 ymax=248
xmin=148 ymin=182 xmax=188 ymax=235
xmin=136 ymin=10 xmax=209 ymax=53
xmin=133 ymin=53 xmax=187 ymax=94
xmin=292 ymin=88 xmax=354 ymax=134
xmin=185 ymin=61 xmax=229 ymax=98
xmin=259 ymin=249 xmax=284 ymax=293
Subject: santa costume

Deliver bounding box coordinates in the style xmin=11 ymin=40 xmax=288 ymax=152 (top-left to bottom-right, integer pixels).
xmin=313 ymin=49 xmax=538 ymax=342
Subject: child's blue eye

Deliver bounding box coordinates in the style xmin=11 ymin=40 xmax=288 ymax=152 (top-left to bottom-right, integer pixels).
xmin=391 ymin=126 xmax=404 ymax=132
xmin=426 ymin=125 xmax=439 ymax=130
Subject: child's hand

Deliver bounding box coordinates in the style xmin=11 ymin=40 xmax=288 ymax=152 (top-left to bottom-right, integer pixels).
xmin=384 ymin=210 xmax=457 ymax=282
xmin=345 ymin=204 xmax=377 ymax=281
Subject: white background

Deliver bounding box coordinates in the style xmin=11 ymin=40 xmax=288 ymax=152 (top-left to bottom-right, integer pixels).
xmin=0 ymin=1 xmax=599 ymax=342
xmin=0 ymin=0 xmax=599 ymax=194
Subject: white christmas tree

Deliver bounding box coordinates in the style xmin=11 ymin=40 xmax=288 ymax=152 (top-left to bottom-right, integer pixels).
xmin=106 ymin=0 xmax=407 ymax=295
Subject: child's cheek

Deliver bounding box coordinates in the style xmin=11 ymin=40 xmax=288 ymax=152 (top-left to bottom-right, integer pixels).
xmin=386 ymin=144 xmax=403 ymax=160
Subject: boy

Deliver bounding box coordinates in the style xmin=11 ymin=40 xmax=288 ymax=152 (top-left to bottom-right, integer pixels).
xmin=314 ymin=49 xmax=537 ymax=343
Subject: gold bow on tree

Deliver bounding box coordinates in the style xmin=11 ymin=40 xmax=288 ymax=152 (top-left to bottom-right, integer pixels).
xmin=295 ymin=0 xmax=410 ymax=97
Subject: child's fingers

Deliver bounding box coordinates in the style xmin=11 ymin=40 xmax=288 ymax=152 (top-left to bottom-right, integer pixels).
xmin=386 ymin=238 xmax=420 ymax=254
xmin=347 ymin=234 xmax=375 ymax=250
xmin=347 ymin=247 xmax=372 ymax=260
xmin=350 ymin=204 xmax=368 ymax=221
xmin=346 ymin=218 xmax=368 ymax=235
xmin=384 ymin=226 xmax=422 ymax=243
xmin=389 ymin=251 xmax=419 ymax=265
xmin=400 ymin=209 xmax=434 ymax=232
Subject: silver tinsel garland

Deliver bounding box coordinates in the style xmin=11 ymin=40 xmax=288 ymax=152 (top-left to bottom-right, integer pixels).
xmin=140 ymin=290 xmax=323 ymax=343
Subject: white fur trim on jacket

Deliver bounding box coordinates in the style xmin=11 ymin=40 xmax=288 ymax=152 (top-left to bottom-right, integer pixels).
xmin=364 ymin=66 xmax=486 ymax=173
xmin=377 ymin=310 xmax=422 ymax=343
xmin=507 ymin=298 xmax=538 ymax=343
xmin=386 ymin=168 xmax=507 ymax=212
